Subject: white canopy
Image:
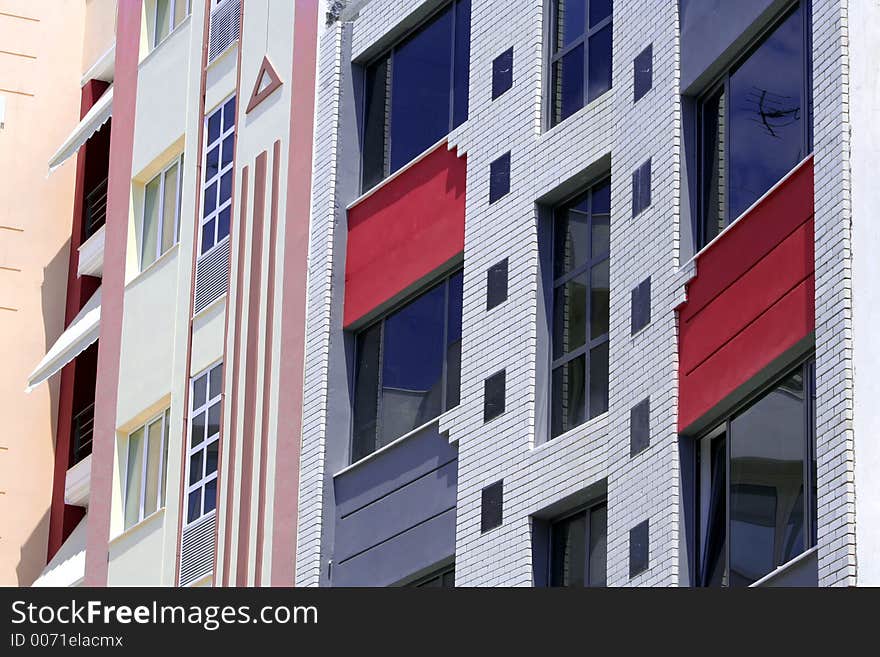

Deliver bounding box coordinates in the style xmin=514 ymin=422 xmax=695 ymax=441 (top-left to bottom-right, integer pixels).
xmin=47 ymin=86 xmax=113 ymax=173
xmin=32 ymin=515 xmax=87 ymax=587
xmin=26 ymin=287 xmax=101 ymax=392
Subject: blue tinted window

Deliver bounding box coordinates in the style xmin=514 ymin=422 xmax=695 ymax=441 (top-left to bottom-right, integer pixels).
xmin=489 ymin=152 xmax=511 ymax=203
xmin=633 ymin=44 xmax=652 ymax=102
xmin=361 ymin=0 xmax=470 ymax=190
xmin=352 ymin=273 xmax=463 ymax=462
xmin=697 ymin=5 xmax=808 ymax=249
xmin=492 ymin=47 xmax=514 ymax=100
xmin=550 ymin=0 xmax=613 ymax=127
xmin=201 ymin=96 xmax=236 ymax=254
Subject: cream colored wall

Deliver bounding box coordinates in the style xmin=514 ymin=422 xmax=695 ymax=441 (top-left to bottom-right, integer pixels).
xmin=107 ymin=508 xmax=165 ymax=585
xmin=0 ymin=0 xmax=85 ymax=586
xmin=81 ymin=0 xmax=117 ymax=76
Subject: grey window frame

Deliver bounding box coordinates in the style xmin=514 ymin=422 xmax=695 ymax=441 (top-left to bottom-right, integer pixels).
xmin=546 ymin=0 xmax=613 ymax=129
xmin=141 ymin=154 xmax=183 ymax=271
xmin=549 ymin=178 xmax=611 ymax=437
xmin=350 ymin=269 xmax=462 ymax=463
xmin=123 ymin=408 xmax=171 ymax=530
xmin=358 ymin=0 xmax=470 ymax=192
xmin=548 ymin=496 xmax=608 ymax=587
xmin=694 ymin=0 xmax=812 ymax=250
xmin=153 ymin=0 xmax=192 ymax=49
xmin=695 ymin=356 xmax=817 ymax=587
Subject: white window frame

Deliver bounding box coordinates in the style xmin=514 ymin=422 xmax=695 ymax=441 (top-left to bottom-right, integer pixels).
xmin=153 ymin=0 xmax=193 ymax=49
xmin=199 ymin=96 xmax=236 ymax=256
xmin=184 ymin=361 xmax=223 ymax=526
xmin=141 ymin=154 xmax=184 ymax=270
xmin=123 ymin=409 xmax=171 ymax=530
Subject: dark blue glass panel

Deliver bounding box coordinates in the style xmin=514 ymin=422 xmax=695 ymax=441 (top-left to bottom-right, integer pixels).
xmin=587 ymin=24 xmax=612 ymax=102
xmin=205 ymin=146 xmax=219 ymax=182
xmin=219 ymin=170 xmax=233 ymax=203
xmin=552 ymin=43 xmax=584 ymax=125
xmin=556 ymin=0 xmax=586 ymax=51
xmin=554 ymin=194 xmax=589 ymax=278
xmin=588 ymin=341 xmax=608 ymax=418
xmin=205 ymin=440 xmax=218 ymax=476
xmin=727 ymin=6 xmax=804 ymax=221
xmin=551 ymin=511 xmax=586 ymax=586
xmin=489 ymin=152 xmax=511 ymax=203
xmin=209 ymin=363 xmax=222 ymax=398
xmin=203 ymin=478 xmax=217 ymax=513
xmin=223 ymin=96 xmax=236 ymax=131
xmin=491 ymin=47 xmax=514 ymax=100
xmin=551 ymin=355 xmax=585 ymax=438
xmin=222 ymin=135 xmax=234 ymax=168
xmin=446 ymin=272 xmax=463 ymax=409
xmin=389 ymin=6 xmax=453 ymax=172
xmin=201 ymin=218 xmax=214 ymax=254
xmin=362 ymin=57 xmax=388 ymax=190
xmin=453 ymin=0 xmax=471 ymax=128
xmin=217 ymin=206 xmax=230 ymax=242
xmin=189 ymin=452 xmax=202 ymax=485
xmin=589 ymin=0 xmax=612 ymax=27
xmin=352 ymin=322 xmax=382 ymax=462
xmin=203 ymin=182 xmax=217 ymax=217
xmin=193 ymin=375 xmax=207 ymax=409
xmin=187 ymin=489 xmax=201 ymax=522
xmin=633 ymin=44 xmax=652 ymax=102
xmin=379 ymin=282 xmax=445 ymax=445
xmin=207 ymin=110 xmax=221 ymax=144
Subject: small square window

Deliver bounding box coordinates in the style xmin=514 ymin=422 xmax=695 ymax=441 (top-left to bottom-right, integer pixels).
xmin=487 ymin=258 xmax=509 ymax=310
xmin=481 ymin=480 xmax=503 ymax=533
xmin=484 ymin=370 xmax=506 ymax=422
xmin=489 ymin=152 xmax=511 ymax=203
xmin=631 ymin=159 xmax=651 ymax=217
xmin=633 ymin=44 xmax=652 ymax=103
xmin=631 ymin=277 xmax=651 ymax=334
xmin=492 ymin=47 xmax=514 ymax=99
xmin=630 ymin=397 xmax=650 ymax=457
xmin=629 ymin=519 xmax=649 ymax=578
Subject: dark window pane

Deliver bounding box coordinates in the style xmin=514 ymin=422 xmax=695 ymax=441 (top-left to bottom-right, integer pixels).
xmin=193 ymin=375 xmax=207 ymax=409
xmin=389 ymin=6 xmax=454 ymax=172
xmin=219 ymin=170 xmax=233 ymax=203
xmin=629 ymin=519 xmax=649 ymax=578
xmin=729 ymin=368 xmax=806 ymax=586
xmin=352 ymin=322 xmax=381 ymax=462
xmin=207 ymin=110 xmax=221 ymax=144
xmin=589 ymin=0 xmax=612 ymax=27
xmin=699 ymin=88 xmax=725 ymax=248
xmin=191 ymin=411 xmax=206 ymax=447
xmin=591 ymin=177 xmax=611 ymax=214
xmin=203 ymin=182 xmax=217 ymax=217
xmin=207 ymin=402 xmax=221 ymax=439
xmin=486 ymin=258 xmax=508 ymax=310
xmin=629 ymin=398 xmax=650 ymax=457
xmin=588 ymin=341 xmax=609 ymax=418
xmin=701 ymin=434 xmax=727 ymax=587
xmin=589 ymin=503 xmax=608 ymax=586
xmin=552 ymin=44 xmax=584 ymax=125
xmin=590 ymin=259 xmax=609 ymax=339
xmin=484 ymin=370 xmax=506 ymax=423
xmin=480 ymin=481 xmax=503 ymax=533
xmin=201 ymin=218 xmax=214 ymax=254
xmin=362 ymin=57 xmax=389 ymax=190
xmin=187 ymin=489 xmax=202 ymax=523
xmin=380 ymin=284 xmax=445 ymax=445
xmin=205 ymin=146 xmax=219 ymax=182
xmin=222 ymin=135 xmax=234 ymax=168
xmin=223 ymin=96 xmax=236 ymax=130
xmin=205 ymin=440 xmax=218 ymax=476
xmin=633 ymin=44 xmax=652 ymax=102
xmin=217 ymin=206 xmax=230 ymax=242
xmin=551 ymin=511 xmax=586 ymax=586
xmin=441 ymin=569 xmax=455 ymax=587
xmin=553 ymin=272 xmax=588 ymax=359
xmin=555 ymin=0 xmax=586 ymax=51
xmin=204 ymin=478 xmax=217 ymax=514
xmin=491 ymin=47 xmax=514 ymax=100
xmin=189 ymin=451 xmax=203 ymax=485
xmin=587 ymin=24 xmax=613 ymax=102
xmin=446 ymin=272 xmax=463 ymax=410
xmin=554 ymin=196 xmax=589 ymax=278
xmin=552 ymin=355 xmax=585 ymax=438
xmin=452 ymin=0 xmax=471 ymax=128
xmin=727 ymin=6 xmax=804 ymax=221
xmin=210 ymin=363 xmax=223 ymax=397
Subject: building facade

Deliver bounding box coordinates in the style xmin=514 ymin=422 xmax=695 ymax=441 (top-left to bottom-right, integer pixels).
xmin=14 ymin=0 xmax=880 ymax=588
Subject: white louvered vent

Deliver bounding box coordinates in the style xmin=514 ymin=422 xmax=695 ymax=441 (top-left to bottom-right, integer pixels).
xmin=208 ymin=0 xmax=240 ymax=64
xmin=194 ymin=240 xmax=230 ymax=315
xmin=179 ymin=512 xmax=216 ymax=586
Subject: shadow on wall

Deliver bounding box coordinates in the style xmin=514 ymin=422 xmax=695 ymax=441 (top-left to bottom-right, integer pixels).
xmin=16 ymin=509 xmax=50 ymax=586
xmin=41 ymin=239 xmax=71 ymax=453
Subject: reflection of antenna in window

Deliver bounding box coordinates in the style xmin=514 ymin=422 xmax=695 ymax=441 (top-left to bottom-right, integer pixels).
xmin=742 ymin=87 xmax=801 ymax=138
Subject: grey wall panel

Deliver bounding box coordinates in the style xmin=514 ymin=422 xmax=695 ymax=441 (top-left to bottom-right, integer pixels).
xmin=332 ymin=508 xmax=457 ymax=587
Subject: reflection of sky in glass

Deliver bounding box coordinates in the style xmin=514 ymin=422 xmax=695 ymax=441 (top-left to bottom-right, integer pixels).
xmin=728 ymin=6 xmax=804 ymax=221
xmin=382 ymin=283 xmax=445 ymax=392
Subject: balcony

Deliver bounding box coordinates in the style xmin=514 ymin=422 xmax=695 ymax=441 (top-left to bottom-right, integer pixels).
xmin=65 ymin=403 xmax=94 ymax=507
xmin=77 ymin=179 xmax=107 ymax=277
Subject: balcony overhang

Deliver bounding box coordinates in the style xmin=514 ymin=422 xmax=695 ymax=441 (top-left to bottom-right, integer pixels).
xmin=65 ymin=454 xmax=91 ymax=507
xmin=32 ymin=515 xmax=87 ymax=587
xmin=77 ymin=224 xmax=105 ymax=278
xmin=47 ymin=85 xmax=113 ymax=173
xmin=26 ymin=287 xmax=101 ymax=392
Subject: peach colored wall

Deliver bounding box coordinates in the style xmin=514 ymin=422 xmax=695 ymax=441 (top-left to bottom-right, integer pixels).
xmin=82 ymin=0 xmax=117 ymax=75
xmin=0 ymin=0 xmax=86 ymax=586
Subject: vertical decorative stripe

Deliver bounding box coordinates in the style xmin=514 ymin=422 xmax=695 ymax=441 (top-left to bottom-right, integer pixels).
xmin=236 ymin=150 xmax=267 ymax=586
xmin=221 ymin=164 xmax=249 ymax=586
xmin=272 ymin=0 xmax=320 ymax=587
xmin=254 ymin=140 xmax=281 ymax=585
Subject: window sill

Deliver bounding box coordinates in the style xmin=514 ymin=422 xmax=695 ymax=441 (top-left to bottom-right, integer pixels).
xmin=183 ymin=508 xmax=217 ymax=531
xmin=126 ymin=243 xmax=180 ymax=291
xmin=542 ymin=89 xmax=612 ymax=137
xmin=110 ymin=507 xmax=166 ymax=546
xmin=346 ymin=137 xmax=451 ymax=211
xmin=140 ymin=15 xmax=192 ymax=70
xmin=531 ymin=411 xmax=609 ymax=453
xmin=199 ymin=234 xmax=231 ymax=262
xmin=333 ymin=411 xmax=456 ymax=479
xmin=749 ymin=546 xmax=819 ymax=587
